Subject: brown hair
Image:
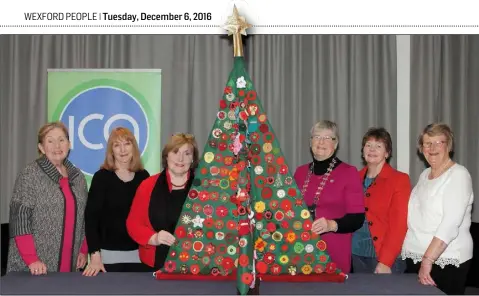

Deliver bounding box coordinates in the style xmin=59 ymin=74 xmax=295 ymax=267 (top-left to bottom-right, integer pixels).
xmin=418 ymin=123 xmax=454 ymax=153
xmin=161 ymin=133 xmax=199 ymax=170
xmin=361 ymin=127 xmax=393 ymax=159
xmin=101 ymin=127 xmax=144 ymax=172
xmin=37 ymin=121 xmax=69 ymax=154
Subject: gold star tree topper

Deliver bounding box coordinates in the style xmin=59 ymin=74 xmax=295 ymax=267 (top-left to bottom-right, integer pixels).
xmin=222 ymin=5 xmax=252 ymax=57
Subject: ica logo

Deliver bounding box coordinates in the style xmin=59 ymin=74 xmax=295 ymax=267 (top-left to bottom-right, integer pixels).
xmin=59 ymin=86 xmax=149 ymax=176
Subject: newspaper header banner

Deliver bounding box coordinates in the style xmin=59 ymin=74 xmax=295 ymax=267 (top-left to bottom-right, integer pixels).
xmin=1 ymin=0 xmax=478 ymax=34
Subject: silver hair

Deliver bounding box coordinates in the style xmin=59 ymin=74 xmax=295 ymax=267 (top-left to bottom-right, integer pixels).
xmin=310 ymin=120 xmax=340 ymax=144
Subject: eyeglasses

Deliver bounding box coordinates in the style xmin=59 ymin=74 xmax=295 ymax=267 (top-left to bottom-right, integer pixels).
xmin=172 ymin=133 xmax=195 ymax=139
xmin=311 ymin=135 xmax=337 ymax=142
xmin=422 ymin=141 xmax=446 ymax=149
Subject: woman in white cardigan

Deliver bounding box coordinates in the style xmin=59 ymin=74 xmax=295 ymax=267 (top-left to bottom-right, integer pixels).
xmin=402 ymin=123 xmax=474 ymax=295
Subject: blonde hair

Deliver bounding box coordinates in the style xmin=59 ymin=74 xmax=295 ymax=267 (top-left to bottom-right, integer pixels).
xmin=101 ymin=127 xmax=144 ymax=172
xmin=418 ymin=123 xmax=454 ymax=153
xmin=162 ymin=133 xmax=199 ymax=170
xmin=37 ymin=121 xmax=69 ymax=155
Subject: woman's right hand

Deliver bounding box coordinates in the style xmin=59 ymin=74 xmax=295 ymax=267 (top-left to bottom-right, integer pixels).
xmin=28 ymin=261 xmax=47 ymax=275
xmin=156 ymin=230 xmax=176 ymax=246
xmin=82 ymin=252 xmax=106 ymax=276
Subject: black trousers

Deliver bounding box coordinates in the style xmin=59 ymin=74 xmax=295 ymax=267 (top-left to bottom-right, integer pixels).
xmin=104 ymin=262 xmax=156 ymax=272
xmin=467 ymin=222 xmax=479 ymax=288
xmin=405 ymin=258 xmax=471 ymax=295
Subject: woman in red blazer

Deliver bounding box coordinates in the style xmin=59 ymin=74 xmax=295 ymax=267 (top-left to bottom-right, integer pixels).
xmin=352 ymin=127 xmax=411 ymax=274
xmin=126 ymin=133 xmax=199 ymax=270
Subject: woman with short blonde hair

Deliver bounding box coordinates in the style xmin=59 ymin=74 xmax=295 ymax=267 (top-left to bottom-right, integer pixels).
xmin=7 ymin=121 xmax=88 ymax=275
xmin=402 ymin=123 xmax=473 ymax=295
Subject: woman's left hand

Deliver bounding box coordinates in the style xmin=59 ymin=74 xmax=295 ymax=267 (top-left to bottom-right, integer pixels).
xmin=312 ymin=217 xmax=328 ymax=234
xmin=418 ymin=261 xmax=436 ymax=286
xmin=76 ymin=253 xmax=87 ymax=270
xmin=312 ymin=217 xmax=336 ymax=234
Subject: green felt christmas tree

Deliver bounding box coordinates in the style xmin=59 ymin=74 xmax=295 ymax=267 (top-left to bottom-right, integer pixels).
xmin=154 ymin=7 xmax=347 ymax=295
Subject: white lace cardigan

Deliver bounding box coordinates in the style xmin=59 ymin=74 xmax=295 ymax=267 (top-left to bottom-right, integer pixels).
xmin=401 ymin=164 xmax=474 ymax=268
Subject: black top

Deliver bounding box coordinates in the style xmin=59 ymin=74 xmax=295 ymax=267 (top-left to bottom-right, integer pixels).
xmin=84 ymin=168 xmax=150 ymax=254
xmin=311 ymin=154 xmax=342 ymax=175
xmin=149 ymin=169 xmax=194 ymax=269
xmin=311 ymin=154 xmax=365 ymax=234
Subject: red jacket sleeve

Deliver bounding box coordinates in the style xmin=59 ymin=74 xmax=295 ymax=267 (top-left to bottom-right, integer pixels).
xmin=126 ymin=178 xmax=157 ymax=247
xmin=378 ymin=172 xmax=411 ymax=267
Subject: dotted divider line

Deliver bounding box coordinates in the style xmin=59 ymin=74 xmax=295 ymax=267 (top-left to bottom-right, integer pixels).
xmin=1 ymin=24 xmax=479 ymax=28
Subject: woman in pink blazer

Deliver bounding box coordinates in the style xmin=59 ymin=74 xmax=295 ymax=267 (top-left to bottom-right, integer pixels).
xmin=294 ymin=120 xmax=365 ymax=274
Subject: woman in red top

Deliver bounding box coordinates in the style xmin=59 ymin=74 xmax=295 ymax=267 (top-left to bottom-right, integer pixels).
xmin=352 ymin=127 xmax=411 ymax=274
xmin=126 ymin=133 xmax=199 ymax=270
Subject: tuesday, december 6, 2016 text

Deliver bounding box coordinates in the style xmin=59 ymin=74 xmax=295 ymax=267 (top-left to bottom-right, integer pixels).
xmin=24 ymin=12 xmax=213 ymax=22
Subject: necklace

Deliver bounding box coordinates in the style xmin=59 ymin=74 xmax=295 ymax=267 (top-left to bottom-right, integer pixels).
xmin=300 ymin=158 xmax=337 ymax=220
xmin=429 ymin=159 xmax=451 ymax=179
xmin=171 ymin=176 xmax=189 ymax=187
